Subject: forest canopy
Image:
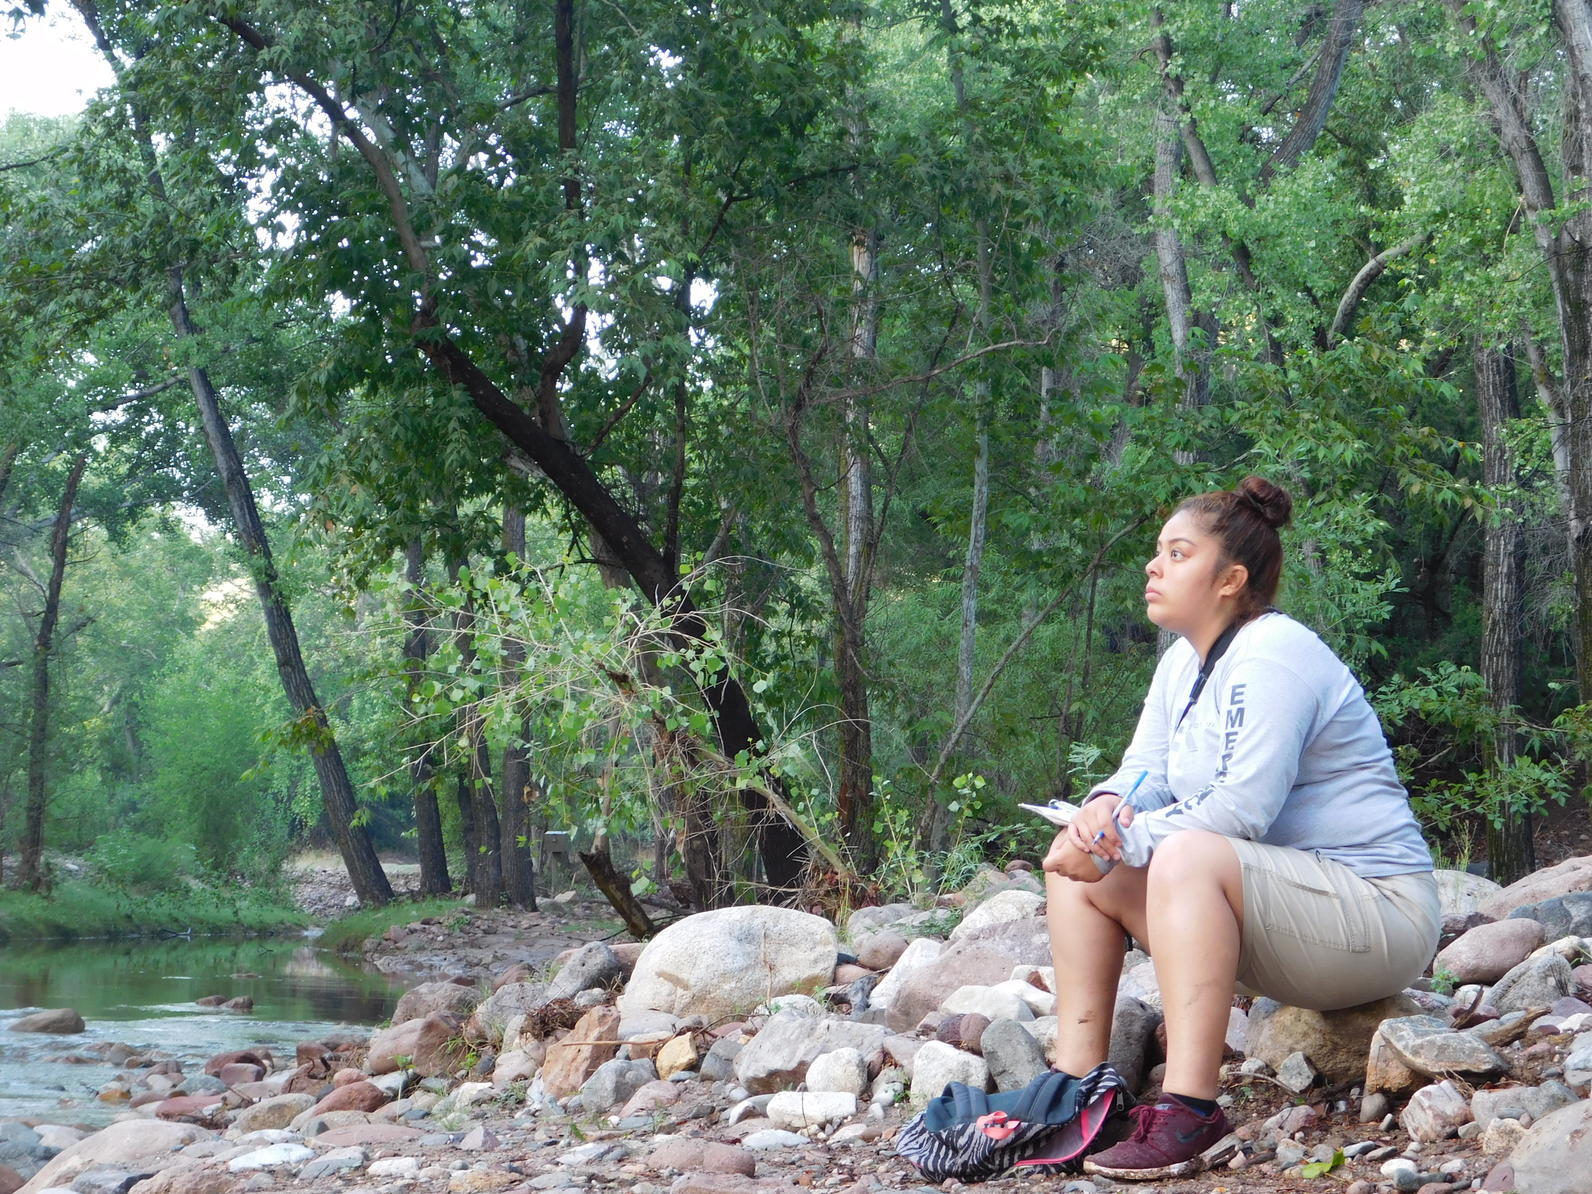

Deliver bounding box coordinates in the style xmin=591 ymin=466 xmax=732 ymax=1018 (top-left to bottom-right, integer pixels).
xmin=2 ymin=0 xmax=1590 ymax=914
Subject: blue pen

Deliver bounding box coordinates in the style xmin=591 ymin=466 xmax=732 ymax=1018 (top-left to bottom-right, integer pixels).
xmin=1094 ymin=769 xmax=1148 ymax=847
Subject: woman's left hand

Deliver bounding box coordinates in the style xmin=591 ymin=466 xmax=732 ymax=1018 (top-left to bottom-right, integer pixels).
xmin=1042 ymin=831 xmax=1107 ymax=883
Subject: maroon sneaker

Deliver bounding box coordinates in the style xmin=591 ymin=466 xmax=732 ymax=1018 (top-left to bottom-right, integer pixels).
xmin=1082 ymin=1098 xmax=1229 ymax=1181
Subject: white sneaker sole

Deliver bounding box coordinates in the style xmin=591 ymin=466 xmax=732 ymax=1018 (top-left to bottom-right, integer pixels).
xmin=1082 ymin=1155 xmax=1206 ymax=1181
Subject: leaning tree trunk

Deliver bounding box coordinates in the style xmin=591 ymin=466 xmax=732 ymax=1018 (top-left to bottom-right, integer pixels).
xmin=69 ymin=0 xmax=391 ymax=906
xmin=1475 ymin=343 xmax=1532 ymax=883
xmin=498 ymin=505 xmax=537 ymax=909
xmin=403 ymin=537 xmax=451 ymax=894
xmin=18 ymin=453 xmax=86 ymax=893
xmin=212 ymin=0 xmax=809 ymax=900
xmin=173 ymin=279 xmax=393 ymax=907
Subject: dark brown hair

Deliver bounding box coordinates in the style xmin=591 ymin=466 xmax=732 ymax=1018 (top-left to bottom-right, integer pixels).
xmin=1175 ymin=475 xmax=1293 ymax=618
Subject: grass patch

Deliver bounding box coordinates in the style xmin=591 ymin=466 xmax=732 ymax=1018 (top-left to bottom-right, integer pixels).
xmin=0 ymin=879 xmax=307 ymax=944
xmin=317 ymin=895 xmax=473 ymax=954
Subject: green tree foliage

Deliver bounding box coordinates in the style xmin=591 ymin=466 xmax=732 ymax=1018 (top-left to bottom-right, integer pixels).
xmin=2 ymin=0 xmax=1589 ymax=906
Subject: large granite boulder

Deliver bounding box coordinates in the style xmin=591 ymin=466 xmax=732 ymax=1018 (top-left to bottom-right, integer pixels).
xmin=909 ymin=1041 xmax=990 ymax=1108
xmin=1509 ymin=892 xmax=1592 ymax=942
xmin=365 ymin=1012 xmax=467 ymax=1078
xmin=1434 ymin=869 xmax=1503 ymax=921
xmin=465 ymin=982 xmax=549 ymax=1046
xmin=1109 ymin=996 xmax=1162 ymax=1094
xmin=1504 ymin=1099 xmax=1592 ymax=1193
xmin=1245 ymin=994 xmax=1421 ymax=1085
xmin=1489 ymin=954 xmax=1574 ymax=1015
xmin=1434 ymin=919 xmax=1545 ymax=985
xmin=17 ymin=1121 xmax=211 ymax=1194
xmin=1378 ymin=1015 xmax=1508 ymax=1079
xmin=7 ymin=1009 xmax=84 ymax=1034
xmin=948 ymin=890 xmax=1045 ymax=942
xmin=845 ymin=903 xmax=919 ymax=940
xmin=884 ymin=919 xmax=1052 ymax=1032
xmin=869 ymin=938 xmax=943 ymax=1013
xmin=1480 ymin=856 xmax=1592 ymax=921
xmin=619 ymin=906 xmax=837 ymax=1021
xmin=547 ymin=943 xmax=628 ymax=1000
xmin=392 ymin=981 xmax=479 ymax=1025
xmin=541 ymin=1006 xmax=621 ymax=1098
xmin=732 ymin=1012 xmax=888 ymax=1094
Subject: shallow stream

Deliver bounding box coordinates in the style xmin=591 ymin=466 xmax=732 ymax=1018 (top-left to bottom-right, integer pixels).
xmin=0 ymin=935 xmax=410 ymax=1126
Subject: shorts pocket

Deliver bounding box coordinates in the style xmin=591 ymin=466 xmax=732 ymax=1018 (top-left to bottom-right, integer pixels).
xmin=1254 ymin=854 xmax=1371 ymax=954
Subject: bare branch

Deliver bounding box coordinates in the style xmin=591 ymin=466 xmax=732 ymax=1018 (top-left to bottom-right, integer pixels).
xmin=1328 ymin=234 xmax=1427 ymax=342
xmin=88 ymin=373 xmax=185 ymax=412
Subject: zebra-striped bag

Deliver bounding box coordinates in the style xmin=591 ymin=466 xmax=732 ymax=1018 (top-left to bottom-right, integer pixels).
xmin=893 ymin=1062 xmax=1132 ymax=1182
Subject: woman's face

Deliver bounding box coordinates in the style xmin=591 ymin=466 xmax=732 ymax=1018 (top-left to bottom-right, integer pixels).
xmin=1143 ymin=510 xmax=1242 ymax=637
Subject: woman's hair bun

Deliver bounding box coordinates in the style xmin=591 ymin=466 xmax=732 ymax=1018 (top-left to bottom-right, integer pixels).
xmin=1236 ymin=475 xmax=1292 ymax=530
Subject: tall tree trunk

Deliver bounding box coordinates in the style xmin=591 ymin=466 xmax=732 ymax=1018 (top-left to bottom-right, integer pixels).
xmin=1150 ymin=99 xmax=1210 ymax=424
xmin=930 ymin=0 xmax=993 ymax=856
xmin=1462 ymin=0 xmax=1592 ymax=695
xmin=833 ymin=227 xmax=878 ymax=869
xmin=18 ymin=453 xmax=86 ymax=893
xmin=1556 ymin=0 xmax=1592 ymax=701
xmin=172 ymin=278 xmax=393 ymax=907
xmin=0 ymin=442 xmax=18 ymax=508
xmin=446 ymin=551 xmax=503 ymax=906
xmin=498 ymin=505 xmax=537 ymax=909
xmin=72 ymin=0 xmax=391 ymax=906
xmin=403 ymin=537 xmax=451 ymax=894
xmin=1475 ymin=343 xmax=1532 ymax=883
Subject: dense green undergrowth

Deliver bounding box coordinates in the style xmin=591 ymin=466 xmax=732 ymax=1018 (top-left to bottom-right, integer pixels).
xmin=0 ymin=879 xmax=306 ymax=944
xmin=316 ymin=895 xmax=472 ymax=955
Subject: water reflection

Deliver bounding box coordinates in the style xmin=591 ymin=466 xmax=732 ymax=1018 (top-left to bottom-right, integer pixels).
xmin=0 ymin=936 xmax=412 ymax=1126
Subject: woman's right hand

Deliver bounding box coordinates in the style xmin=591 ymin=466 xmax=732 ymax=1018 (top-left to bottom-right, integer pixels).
xmin=1068 ymin=794 xmax=1125 ymax=860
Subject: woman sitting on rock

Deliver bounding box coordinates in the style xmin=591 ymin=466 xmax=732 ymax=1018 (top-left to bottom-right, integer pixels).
xmin=1042 ymin=476 xmax=1439 ymax=1181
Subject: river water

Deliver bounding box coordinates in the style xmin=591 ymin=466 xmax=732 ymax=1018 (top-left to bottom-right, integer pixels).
xmin=0 ymin=935 xmax=411 ymax=1127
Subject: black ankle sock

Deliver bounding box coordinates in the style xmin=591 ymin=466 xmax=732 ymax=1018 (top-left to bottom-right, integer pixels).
xmin=1165 ymin=1092 xmax=1219 ymax=1117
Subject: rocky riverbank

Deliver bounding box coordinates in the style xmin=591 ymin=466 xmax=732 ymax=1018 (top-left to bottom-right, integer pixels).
xmin=8 ymin=858 xmax=1592 ymax=1194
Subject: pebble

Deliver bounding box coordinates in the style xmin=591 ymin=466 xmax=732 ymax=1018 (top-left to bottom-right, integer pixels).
xmin=368 ymin=1156 xmax=424 ymax=1178
xmin=225 ymin=1142 xmax=315 ymax=1172
xmin=740 ymin=1129 xmax=810 ymax=1149
xmin=1276 ymin=1140 xmax=1306 ymax=1168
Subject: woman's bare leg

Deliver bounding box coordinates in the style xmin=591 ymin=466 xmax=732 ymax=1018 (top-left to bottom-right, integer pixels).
xmin=1145 ymin=830 xmax=1245 ymax=1100
xmin=1044 ymin=863 xmax=1150 ymax=1076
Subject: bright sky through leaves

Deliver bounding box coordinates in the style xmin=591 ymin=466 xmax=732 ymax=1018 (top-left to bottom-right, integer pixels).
xmin=1 ymin=11 xmax=114 ymax=117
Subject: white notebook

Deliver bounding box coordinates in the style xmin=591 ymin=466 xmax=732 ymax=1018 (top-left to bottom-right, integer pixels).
xmin=1018 ymin=801 xmax=1080 ymax=827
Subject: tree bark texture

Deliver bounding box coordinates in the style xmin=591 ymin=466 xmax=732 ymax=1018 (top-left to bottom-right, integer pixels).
xmin=1554 ymin=0 xmax=1592 ymax=702
xmin=18 ymin=453 xmax=85 ymax=893
xmin=1256 ymin=0 xmax=1366 ymax=183
xmin=403 ymin=537 xmax=451 ymax=895
xmin=0 ymin=442 xmax=18 ymax=509
xmin=447 ymin=553 xmax=503 ymax=908
xmin=1464 ymin=1 xmax=1592 ymax=695
xmin=1150 ymin=100 xmax=1210 ymax=422
xmin=654 ymin=725 xmax=727 ymax=909
xmin=499 ymin=505 xmax=538 ymax=909
xmin=1475 ymin=343 xmax=1533 ymax=883
xmin=578 ymin=842 xmax=656 ymax=939
xmin=171 ymin=279 xmax=393 ymax=906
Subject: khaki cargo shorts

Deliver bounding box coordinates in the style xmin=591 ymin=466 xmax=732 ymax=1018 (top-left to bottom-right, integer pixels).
xmin=1230 ymin=839 xmax=1441 ymax=1011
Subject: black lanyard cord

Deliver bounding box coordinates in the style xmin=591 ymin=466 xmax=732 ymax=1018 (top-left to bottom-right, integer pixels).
xmin=1174 ymin=618 xmax=1244 ymax=731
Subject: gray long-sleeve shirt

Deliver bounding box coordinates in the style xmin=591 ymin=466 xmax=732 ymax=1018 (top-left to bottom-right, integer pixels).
xmin=1088 ymin=612 xmax=1432 ymax=878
